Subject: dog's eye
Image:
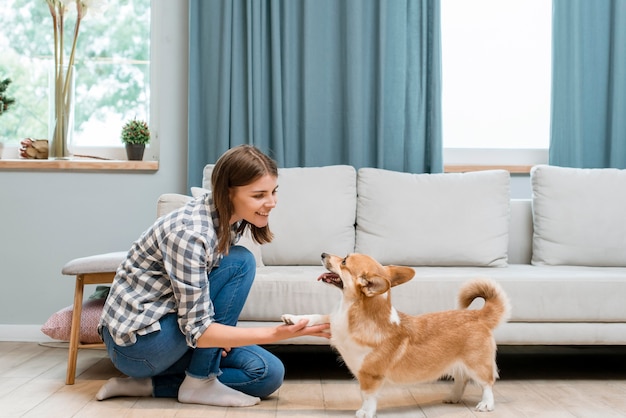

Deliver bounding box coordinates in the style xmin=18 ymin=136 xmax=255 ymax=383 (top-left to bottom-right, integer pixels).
xmin=341 ymin=258 xmax=346 ymax=266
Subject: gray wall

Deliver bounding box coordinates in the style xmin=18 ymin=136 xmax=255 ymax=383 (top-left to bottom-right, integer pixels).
xmin=0 ymin=2 xmax=189 ymax=338
xmin=511 ymin=174 xmax=532 ymax=199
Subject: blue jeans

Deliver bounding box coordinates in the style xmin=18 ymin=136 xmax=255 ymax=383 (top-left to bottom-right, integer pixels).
xmin=101 ymin=246 xmax=285 ymax=398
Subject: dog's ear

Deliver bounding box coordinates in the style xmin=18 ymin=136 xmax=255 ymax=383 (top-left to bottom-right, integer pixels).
xmin=386 ymin=266 xmax=415 ymax=287
xmin=358 ymin=275 xmax=390 ymax=296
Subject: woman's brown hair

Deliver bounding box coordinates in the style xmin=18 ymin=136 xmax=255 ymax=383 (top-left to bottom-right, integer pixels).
xmin=211 ymin=145 xmax=278 ymax=254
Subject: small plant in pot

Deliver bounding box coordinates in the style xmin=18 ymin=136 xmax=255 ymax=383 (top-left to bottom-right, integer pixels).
xmin=0 ymin=77 xmax=16 ymax=159
xmin=0 ymin=78 xmax=16 ymax=116
xmin=121 ymin=118 xmax=150 ymax=161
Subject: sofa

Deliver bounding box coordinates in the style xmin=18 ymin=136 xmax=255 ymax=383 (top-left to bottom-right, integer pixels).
xmin=60 ymin=164 xmax=626 ymax=347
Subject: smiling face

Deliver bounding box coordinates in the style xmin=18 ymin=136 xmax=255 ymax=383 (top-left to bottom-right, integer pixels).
xmin=229 ymin=174 xmax=278 ymax=227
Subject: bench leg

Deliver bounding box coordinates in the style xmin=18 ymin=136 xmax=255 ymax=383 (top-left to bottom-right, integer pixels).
xmin=66 ymin=274 xmax=84 ymax=385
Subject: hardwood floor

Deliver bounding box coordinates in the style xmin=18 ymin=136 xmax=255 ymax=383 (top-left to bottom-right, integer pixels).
xmin=1 ymin=342 xmax=625 ymax=417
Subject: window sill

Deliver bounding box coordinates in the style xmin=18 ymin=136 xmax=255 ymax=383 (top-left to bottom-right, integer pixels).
xmin=0 ymin=158 xmax=159 ymax=172
xmin=444 ymin=164 xmax=533 ymax=174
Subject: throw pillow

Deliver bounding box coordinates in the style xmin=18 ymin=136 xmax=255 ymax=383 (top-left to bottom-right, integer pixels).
xmin=41 ymin=298 xmax=105 ymax=344
xmin=355 ymin=168 xmax=511 ymax=266
xmin=531 ymin=164 xmax=626 ymax=266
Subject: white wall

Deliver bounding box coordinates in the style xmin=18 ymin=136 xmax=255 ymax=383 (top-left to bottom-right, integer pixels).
xmin=0 ymin=1 xmax=189 ymax=339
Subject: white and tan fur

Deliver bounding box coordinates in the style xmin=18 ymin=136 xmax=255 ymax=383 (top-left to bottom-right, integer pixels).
xmin=282 ymin=253 xmax=511 ymax=418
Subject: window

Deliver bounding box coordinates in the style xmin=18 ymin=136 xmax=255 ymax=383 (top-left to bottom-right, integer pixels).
xmin=0 ymin=0 xmax=150 ymax=160
xmin=441 ymin=0 xmax=551 ymax=166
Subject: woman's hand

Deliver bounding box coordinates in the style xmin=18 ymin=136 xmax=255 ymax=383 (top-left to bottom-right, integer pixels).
xmin=197 ymin=319 xmax=331 ymax=348
xmin=276 ymin=319 xmax=331 ymax=339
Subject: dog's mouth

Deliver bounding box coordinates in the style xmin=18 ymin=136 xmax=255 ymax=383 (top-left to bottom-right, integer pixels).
xmin=317 ymin=272 xmax=343 ymax=289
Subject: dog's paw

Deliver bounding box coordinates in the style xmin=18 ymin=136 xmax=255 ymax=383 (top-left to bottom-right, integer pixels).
xmin=443 ymin=396 xmax=461 ymax=404
xmin=281 ymin=313 xmax=330 ymax=327
xmin=281 ymin=314 xmax=297 ymax=325
xmin=475 ymin=401 xmax=494 ymax=412
xmin=356 ymin=409 xmax=375 ymax=418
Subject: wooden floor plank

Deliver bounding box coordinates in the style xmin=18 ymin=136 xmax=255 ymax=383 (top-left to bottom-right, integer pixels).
xmin=2 ymin=342 xmax=626 ymax=418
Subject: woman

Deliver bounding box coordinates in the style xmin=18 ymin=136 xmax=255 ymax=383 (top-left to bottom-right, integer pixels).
xmin=96 ymin=145 xmax=330 ymax=407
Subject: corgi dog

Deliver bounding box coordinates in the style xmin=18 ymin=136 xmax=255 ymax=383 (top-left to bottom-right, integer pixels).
xmin=282 ymin=252 xmax=511 ymax=418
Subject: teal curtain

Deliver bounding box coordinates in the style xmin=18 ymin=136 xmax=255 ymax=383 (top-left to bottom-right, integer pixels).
xmin=550 ymin=0 xmax=626 ymax=168
xmin=188 ymin=0 xmax=442 ymax=187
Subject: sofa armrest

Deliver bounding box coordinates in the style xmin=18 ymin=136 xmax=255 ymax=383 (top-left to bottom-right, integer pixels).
xmin=157 ymin=193 xmax=192 ymax=218
xmin=61 ymin=251 xmax=127 ymax=275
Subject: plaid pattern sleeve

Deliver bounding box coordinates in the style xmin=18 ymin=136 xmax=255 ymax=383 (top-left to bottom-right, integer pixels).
xmin=161 ymin=227 xmax=216 ymax=346
xmin=99 ymin=194 xmax=224 ymax=347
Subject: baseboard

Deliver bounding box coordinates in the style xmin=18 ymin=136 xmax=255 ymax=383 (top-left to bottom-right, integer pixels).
xmin=0 ymin=324 xmax=56 ymax=342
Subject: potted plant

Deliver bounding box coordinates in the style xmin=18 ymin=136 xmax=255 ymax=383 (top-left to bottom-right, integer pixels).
xmin=121 ymin=118 xmax=150 ymax=161
xmin=0 ymin=77 xmax=16 ymax=158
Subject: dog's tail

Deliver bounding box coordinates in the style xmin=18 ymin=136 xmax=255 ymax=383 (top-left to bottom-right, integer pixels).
xmin=458 ymin=278 xmax=511 ymax=329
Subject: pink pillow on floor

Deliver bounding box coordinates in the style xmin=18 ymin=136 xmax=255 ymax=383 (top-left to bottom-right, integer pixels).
xmin=41 ymin=298 xmax=105 ymax=344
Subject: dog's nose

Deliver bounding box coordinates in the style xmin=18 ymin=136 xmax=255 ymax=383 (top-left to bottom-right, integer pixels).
xmin=321 ymin=253 xmax=327 ymax=259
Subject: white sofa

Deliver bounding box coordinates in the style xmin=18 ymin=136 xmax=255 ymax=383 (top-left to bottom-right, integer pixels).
xmin=63 ymin=164 xmax=626 ymax=346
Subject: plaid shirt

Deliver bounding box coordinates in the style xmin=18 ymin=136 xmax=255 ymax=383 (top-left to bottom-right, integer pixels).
xmin=99 ymin=193 xmax=239 ymax=347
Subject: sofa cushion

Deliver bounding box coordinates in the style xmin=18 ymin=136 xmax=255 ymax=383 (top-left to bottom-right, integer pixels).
xmin=262 ymin=166 xmax=357 ymax=265
xmin=202 ymin=164 xmax=215 ymax=189
xmin=241 ymin=264 xmax=626 ymax=324
xmin=239 ymin=266 xmax=335 ymax=321
xmin=355 ymin=168 xmax=510 ymax=266
xmin=531 ymin=165 xmax=626 ymax=266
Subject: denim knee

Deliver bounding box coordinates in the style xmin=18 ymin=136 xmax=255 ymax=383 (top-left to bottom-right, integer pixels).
xmin=219 ymin=346 xmax=286 ymax=398
xmin=230 ymin=245 xmax=256 ymax=269
xmin=260 ymin=354 xmax=285 ymax=397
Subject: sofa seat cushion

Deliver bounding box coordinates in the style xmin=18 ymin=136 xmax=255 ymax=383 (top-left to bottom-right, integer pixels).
xmin=240 ymin=266 xmax=334 ymax=321
xmin=531 ymin=164 xmax=626 ymax=266
xmin=392 ymin=265 xmax=626 ymax=323
xmin=241 ymin=265 xmax=626 ymax=324
xmin=355 ymin=168 xmax=511 ymax=267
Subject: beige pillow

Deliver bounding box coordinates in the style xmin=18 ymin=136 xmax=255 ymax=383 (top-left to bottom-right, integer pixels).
xmin=356 ymin=168 xmax=511 ymax=266
xmin=531 ymin=165 xmax=626 ymax=266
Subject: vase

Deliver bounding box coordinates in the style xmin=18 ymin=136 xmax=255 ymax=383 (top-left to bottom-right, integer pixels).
xmin=48 ymin=65 xmax=75 ymax=159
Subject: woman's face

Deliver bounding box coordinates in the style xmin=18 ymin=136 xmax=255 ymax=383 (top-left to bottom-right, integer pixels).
xmin=229 ymin=174 xmax=278 ymax=227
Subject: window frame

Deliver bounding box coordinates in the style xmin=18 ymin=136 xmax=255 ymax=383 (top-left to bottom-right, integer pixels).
xmin=443 ymin=148 xmax=548 ymax=173
xmin=0 ymin=0 xmax=155 ymax=165
xmin=441 ymin=0 xmax=552 ymax=171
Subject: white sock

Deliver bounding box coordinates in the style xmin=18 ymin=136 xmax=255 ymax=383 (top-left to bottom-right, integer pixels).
xmin=96 ymin=377 xmax=152 ymax=400
xmin=177 ymin=375 xmax=260 ymax=407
